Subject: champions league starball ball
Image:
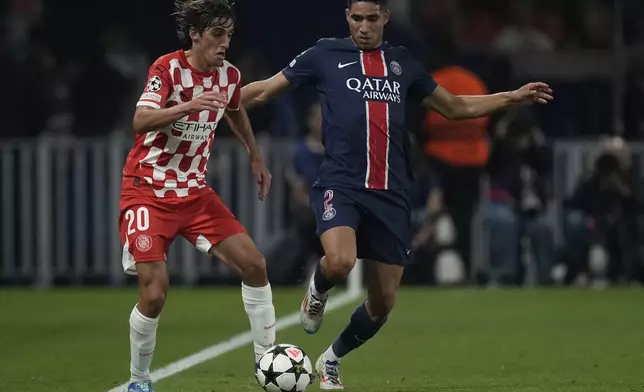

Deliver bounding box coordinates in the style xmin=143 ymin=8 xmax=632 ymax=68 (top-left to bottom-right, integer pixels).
xmin=255 ymin=344 xmax=314 ymax=392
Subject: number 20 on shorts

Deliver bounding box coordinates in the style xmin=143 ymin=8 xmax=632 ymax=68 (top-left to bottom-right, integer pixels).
xmin=125 ymin=207 xmax=150 ymax=235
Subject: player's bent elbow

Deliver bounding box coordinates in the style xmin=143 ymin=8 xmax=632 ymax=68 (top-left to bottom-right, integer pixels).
xmin=452 ymin=96 xmax=479 ymax=120
xmin=132 ymin=119 xmax=145 ymax=134
xmin=440 ymin=97 xmax=465 ymax=120
xmin=250 ymin=93 xmax=269 ymax=108
xmin=440 ymin=108 xmax=457 ymax=121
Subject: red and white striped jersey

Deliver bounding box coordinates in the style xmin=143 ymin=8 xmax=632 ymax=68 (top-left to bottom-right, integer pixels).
xmin=121 ymin=50 xmax=241 ymax=198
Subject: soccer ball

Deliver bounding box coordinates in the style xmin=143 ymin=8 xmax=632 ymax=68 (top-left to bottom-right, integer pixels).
xmin=256 ymin=344 xmax=314 ymax=392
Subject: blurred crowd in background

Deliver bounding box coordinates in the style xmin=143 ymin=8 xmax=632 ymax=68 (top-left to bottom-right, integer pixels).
xmin=2 ymin=0 xmax=644 ymax=288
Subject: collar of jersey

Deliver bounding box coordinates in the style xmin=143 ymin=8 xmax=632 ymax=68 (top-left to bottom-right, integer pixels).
xmin=178 ymin=49 xmax=218 ymax=76
xmin=345 ymin=36 xmax=388 ymax=52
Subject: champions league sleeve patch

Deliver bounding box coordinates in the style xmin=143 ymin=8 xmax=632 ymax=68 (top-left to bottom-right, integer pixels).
xmin=146 ymin=75 xmax=163 ymax=92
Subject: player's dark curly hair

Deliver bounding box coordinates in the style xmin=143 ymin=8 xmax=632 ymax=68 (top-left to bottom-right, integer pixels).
xmin=174 ymin=0 xmax=236 ymax=45
xmin=347 ymin=0 xmax=387 ymax=7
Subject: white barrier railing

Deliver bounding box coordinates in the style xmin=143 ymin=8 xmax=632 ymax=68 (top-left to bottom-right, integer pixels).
xmin=471 ymin=140 xmax=644 ymax=282
xmin=0 ymin=133 xmax=294 ymax=288
xmin=7 ymin=136 xmax=643 ymax=287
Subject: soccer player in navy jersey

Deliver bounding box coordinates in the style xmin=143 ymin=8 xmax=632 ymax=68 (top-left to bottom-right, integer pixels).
xmin=242 ymin=0 xmax=553 ymax=388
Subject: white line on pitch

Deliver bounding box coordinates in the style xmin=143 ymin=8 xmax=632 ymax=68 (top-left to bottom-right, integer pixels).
xmin=106 ymin=291 xmax=360 ymax=392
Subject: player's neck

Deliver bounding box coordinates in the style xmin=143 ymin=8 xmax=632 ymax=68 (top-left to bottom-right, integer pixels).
xmin=184 ymin=49 xmax=217 ymax=73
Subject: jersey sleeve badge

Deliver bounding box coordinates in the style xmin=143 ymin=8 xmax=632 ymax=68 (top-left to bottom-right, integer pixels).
xmin=146 ymin=75 xmax=163 ymax=92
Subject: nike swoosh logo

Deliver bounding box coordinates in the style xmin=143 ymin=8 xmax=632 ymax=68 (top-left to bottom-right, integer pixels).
xmin=338 ymin=61 xmax=358 ymax=69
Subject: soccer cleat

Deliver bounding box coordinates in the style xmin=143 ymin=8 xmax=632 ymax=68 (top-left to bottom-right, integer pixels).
xmin=127 ymin=380 xmax=154 ymax=392
xmin=300 ymin=276 xmax=328 ymax=334
xmin=315 ymin=355 xmax=344 ymax=390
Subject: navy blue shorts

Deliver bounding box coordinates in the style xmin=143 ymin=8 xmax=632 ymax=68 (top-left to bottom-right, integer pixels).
xmin=310 ymin=185 xmax=413 ymax=266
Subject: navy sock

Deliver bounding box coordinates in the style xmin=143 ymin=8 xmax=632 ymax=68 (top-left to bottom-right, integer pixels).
xmin=313 ymin=259 xmax=336 ymax=295
xmin=331 ymin=303 xmax=386 ymax=358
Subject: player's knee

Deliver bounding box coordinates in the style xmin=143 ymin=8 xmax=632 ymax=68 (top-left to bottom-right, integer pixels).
xmin=138 ymin=274 xmax=168 ymax=317
xmin=324 ymin=252 xmax=356 ymax=278
xmin=237 ymin=250 xmax=268 ymax=285
xmin=140 ymin=284 xmax=167 ymax=317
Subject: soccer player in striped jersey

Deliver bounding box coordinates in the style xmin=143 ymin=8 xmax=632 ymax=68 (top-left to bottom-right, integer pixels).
xmin=120 ymin=1 xmax=276 ymax=391
xmin=242 ymin=0 xmax=553 ymax=389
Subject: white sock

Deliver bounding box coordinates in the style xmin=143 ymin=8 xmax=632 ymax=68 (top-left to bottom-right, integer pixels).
xmin=323 ymin=346 xmax=341 ymax=362
xmin=242 ymin=283 xmax=276 ymax=362
xmin=129 ymin=305 xmax=159 ymax=382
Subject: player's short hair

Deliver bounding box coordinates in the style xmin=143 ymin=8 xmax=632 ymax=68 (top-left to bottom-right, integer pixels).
xmin=347 ymin=0 xmax=388 ymax=8
xmin=174 ymin=0 xmax=236 ymax=44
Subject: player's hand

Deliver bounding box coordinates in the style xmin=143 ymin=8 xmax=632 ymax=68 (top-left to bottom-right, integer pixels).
xmin=184 ymin=91 xmax=228 ymax=113
xmin=509 ymin=82 xmax=554 ymax=105
xmin=251 ymin=156 xmax=272 ymax=201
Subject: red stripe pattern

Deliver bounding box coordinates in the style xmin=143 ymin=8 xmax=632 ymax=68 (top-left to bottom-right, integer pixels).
xmin=125 ymin=51 xmax=241 ymax=198
xmin=360 ymin=51 xmax=390 ymax=189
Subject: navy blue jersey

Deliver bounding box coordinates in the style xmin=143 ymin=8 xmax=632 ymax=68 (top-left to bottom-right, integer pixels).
xmin=282 ymin=37 xmax=437 ymax=191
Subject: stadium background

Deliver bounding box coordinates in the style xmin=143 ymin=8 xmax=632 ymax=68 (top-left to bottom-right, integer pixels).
xmin=2 ymin=0 xmax=644 ymax=288
xmin=2 ymin=1 xmax=644 ymax=391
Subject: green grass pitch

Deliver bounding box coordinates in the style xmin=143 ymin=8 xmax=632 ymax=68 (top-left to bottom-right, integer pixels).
xmin=1 ymin=287 xmax=643 ymax=391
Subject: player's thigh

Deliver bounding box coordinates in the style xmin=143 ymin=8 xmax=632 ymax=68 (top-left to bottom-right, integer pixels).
xmin=365 ymin=259 xmax=404 ymax=319
xmin=311 ymin=186 xmax=361 ymax=270
xmin=357 ymin=194 xmax=412 ymax=267
xmin=359 ymin=200 xmax=409 ymax=317
xmin=119 ymin=198 xmax=177 ymax=274
xmin=359 ymin=220 xmax=411 ymax=266
xmin=210 ymin=232 xmax=265 ymax=277
xmin=180 ymin=190 xmax=251 ymax=269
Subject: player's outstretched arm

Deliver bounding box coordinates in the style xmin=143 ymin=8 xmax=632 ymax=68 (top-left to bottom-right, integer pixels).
xmin=241 ymin=72 xmax=291 ymax=110
xmin=132 ymin=92 xmax=227 ymax=134
xmin=225 ymin=106 xmax=272 ymax=201
xmin=424 ymin=83 xmax=554 ymax=120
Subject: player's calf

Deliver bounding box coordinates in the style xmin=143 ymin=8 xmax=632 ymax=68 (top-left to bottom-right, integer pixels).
xmin=318 ymin=261 xmax=402 ymax=381
xmin=326 ymin=301 xmax=388 ymax=359
xmin=365 ymin=288 xmax=396 ymax=320
xmin=212 ymin=233 xmax=276 ymax=362
xmin=129 ymin=261 xmax=168 ymax=386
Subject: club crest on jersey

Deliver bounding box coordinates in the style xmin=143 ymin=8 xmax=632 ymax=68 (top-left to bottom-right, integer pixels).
xmin=322 ymin=207 xmax=336 ymax=221
xmin=146 ymin=76 xmax=162 ymax=92
xmin=390 ymin=61 xmax=402 ymax=76
xmin=135 ymin=234 xmax=153 ymax=252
